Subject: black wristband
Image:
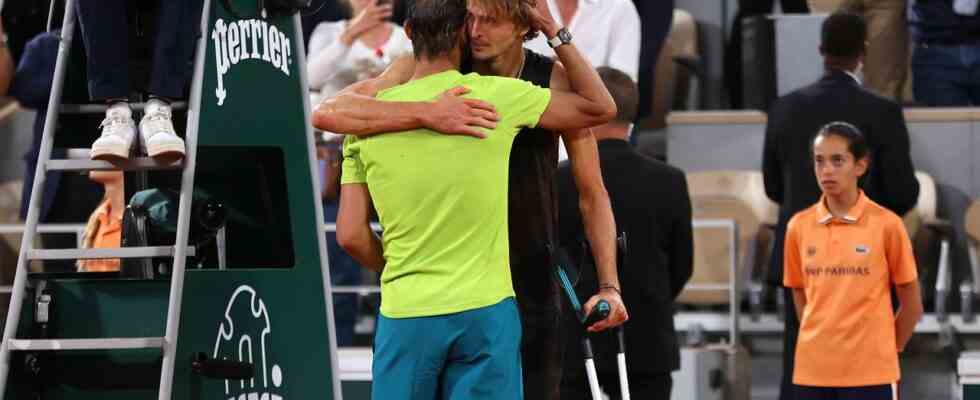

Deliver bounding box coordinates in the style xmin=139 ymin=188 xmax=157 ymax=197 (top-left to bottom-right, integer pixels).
xmin=598 ymin=284 xmax=621 ymax=295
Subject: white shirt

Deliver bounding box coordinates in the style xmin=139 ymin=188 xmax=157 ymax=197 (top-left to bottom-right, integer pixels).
xmin=844 ymin=69 xmax=863 ymax=86
xmin=524 ymin=0 xmax=641 ymax=82
xmin=306 ymin=21 xmax=413 ymax=97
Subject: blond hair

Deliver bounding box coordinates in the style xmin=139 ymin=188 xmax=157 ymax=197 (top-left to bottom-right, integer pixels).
xmin=468 ymin=0 xmax=539 ymax=42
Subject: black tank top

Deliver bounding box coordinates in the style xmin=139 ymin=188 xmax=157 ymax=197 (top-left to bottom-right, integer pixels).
xmin=508 ymin=50 xmax=558 ymax=269
xmin=460 ymin=49 xmax=558 ymax=275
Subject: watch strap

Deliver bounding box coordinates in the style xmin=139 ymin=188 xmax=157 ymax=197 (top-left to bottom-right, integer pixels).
xmin=547 ymin=27 xmax=570 ymax=48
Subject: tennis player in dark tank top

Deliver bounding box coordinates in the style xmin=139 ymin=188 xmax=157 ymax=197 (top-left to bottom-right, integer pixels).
xmin=465 ymin=1 xmax=627 ymax=399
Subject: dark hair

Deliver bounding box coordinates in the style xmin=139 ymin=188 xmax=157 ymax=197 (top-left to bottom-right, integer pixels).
xmin=406 ymin=0 xmax=468 ymax=60
xmin=597 ymin=67 xmax=637 ymax=123
xmin=814 ymin=121 xmax=870 ymax=161
xmin=820 ymin=12 xmax=867 ymax=59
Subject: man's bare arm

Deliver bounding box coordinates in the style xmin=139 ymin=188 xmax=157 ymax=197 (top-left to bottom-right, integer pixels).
xmin=312 ymin=56 xmax=498 ymax=138
xmin=563 ymin=129 xmax=628 ymax=332
xmin=336 ymin=184 xmax=385 ymax=272
xmin=526 ymin=4 xmax=616 ymax=132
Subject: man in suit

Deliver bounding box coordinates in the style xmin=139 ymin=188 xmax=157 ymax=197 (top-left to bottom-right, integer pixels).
xmin=762 ymin=12 xmax=919 ymax=400
xmin=557 ymin=67 xmax=693 ymax=400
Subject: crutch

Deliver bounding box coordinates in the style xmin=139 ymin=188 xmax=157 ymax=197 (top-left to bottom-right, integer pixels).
xmin=613 ymin=234 xmax=630 ymax=400
xmin=552 ymin=233 xmax=632 ymax=400
xmin=554 ymin=260 xmax=609 ymax=400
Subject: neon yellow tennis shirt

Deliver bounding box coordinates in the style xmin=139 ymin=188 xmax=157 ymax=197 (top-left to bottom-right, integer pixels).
xmin=342 ymin=70 xmax=552 ymax=318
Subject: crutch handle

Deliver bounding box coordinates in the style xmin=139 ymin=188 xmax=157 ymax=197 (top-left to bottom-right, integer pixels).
xmin=583 ymin=299 xmax=611 ymax=327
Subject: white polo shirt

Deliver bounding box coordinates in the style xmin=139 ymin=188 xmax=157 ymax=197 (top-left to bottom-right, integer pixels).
xmin=524 ymin=0 xmax=641 ymax=82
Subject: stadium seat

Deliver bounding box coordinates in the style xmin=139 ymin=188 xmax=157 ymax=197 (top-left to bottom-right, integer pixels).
xmin=679 ymin=171 xmax=777 ymax=315
xmin=905 ymin=172 xmax=958 ymax=320
xmin=964 ymin=200 xmax=980 ymax=321
xmin=647 ymin=9 xmax=700 ymax=131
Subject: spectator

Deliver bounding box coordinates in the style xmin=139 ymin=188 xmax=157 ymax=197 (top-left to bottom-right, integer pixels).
xmin=316 ymin=139 xmax=363 ymax=347
xmin=909 ymin=0 xmax=980 ymax=106
xmin=557 ymin=67 xmax=692 ymax=400
xmin=523 ymin=0 xmax=640 ymax=81
xmin=306 ymin=0 xmax=412 ymax=97
xmin=630 ymin=0 xmax=675 ymax=121
xmin=76 ymin=171 xmax=124 ymax=273
xmin=302 ymin=0 xmax=352 ymax=43
xmin=524 ymin=0 xmax=640 ymax=161
xmin=809 ymin=0 xmax=909 ymax=101
xmin=762 ymin=12 xmax=919 ymax=400
xmin=725 ymin=0 xmax=809 ymax=109
xmin=76 ymin=0 xmax=198 ymax=161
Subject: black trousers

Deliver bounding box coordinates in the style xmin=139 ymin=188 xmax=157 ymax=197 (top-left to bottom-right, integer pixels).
xmin=75 ymin=0 xmax=201 ymax=100
xmin=513 ymin=262 xmax=563 ymax=400
xmin=781 ymin=286 xmax=801 ymax=400
xmin=725 ymin=0 xmax=809 ymax=108
xmin=795 ymin=384 xmax=894 ymax=400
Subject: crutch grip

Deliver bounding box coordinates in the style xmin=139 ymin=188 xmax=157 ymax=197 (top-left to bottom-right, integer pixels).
xmin=583 ymin=299 xmax=611 ymax=327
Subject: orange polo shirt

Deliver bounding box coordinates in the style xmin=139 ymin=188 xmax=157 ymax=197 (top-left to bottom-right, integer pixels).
xmin=783 ymin=191 xmax=917 ymax=387
xmin=78 ymin=203 xmax=122 ymax=273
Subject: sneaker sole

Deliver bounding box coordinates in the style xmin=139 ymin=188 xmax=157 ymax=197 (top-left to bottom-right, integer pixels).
xmin=145 ymin=142 xmax=186 ymax=160
xmin=90 ymin=142 xmax=131 ymax=161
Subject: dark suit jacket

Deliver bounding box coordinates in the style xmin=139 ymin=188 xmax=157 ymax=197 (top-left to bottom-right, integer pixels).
xmin=557 ymin=139 xmax=693 ymax=374
xmin=762 ymin=69 xmax=919 ymax=285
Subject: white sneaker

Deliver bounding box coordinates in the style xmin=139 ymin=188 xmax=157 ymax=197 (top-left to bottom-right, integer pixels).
xmin=90 ymin=103 xmax=137 ymax=161
xmin=140 ymin=100 xmax=186 ymax=160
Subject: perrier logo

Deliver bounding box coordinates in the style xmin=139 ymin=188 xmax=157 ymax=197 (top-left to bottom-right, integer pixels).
xmin=211 ymin=18 xmax=293 ymax=106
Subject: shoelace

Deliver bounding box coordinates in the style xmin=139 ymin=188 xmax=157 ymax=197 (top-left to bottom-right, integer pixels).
xmin=98 ymin=115 xmax=133 ymax=137
xmin=142 ymin=110 xmax=174 ymax=139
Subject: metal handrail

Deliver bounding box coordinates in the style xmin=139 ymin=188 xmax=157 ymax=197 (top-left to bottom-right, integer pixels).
xmin=0 ymin=223 xmax=87 ymax=248
xmin=689 ymin=218 xmax=740 ymax=347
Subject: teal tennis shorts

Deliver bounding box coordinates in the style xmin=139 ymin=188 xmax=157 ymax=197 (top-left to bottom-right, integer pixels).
xmin=371 ymin=297 xmax=523 ymax=400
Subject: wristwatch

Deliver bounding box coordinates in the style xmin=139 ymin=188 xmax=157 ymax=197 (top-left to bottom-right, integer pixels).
xmin=547 ymin=27 xmax=572 ymax=49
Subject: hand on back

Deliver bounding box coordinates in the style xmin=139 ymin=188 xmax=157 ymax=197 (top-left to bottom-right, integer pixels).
xmin=423 ymin=86 xmax=499 ymax=139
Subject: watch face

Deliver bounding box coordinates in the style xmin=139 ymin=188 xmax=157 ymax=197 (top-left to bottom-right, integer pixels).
xmin=558 ymin=29 xmax=572 ymax=43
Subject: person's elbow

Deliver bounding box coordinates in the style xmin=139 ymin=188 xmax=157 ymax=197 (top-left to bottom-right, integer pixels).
xmin=337 ymin=222 xmax=368 ymax=256
xmin=898 ymin=280 xmax=924 ymax=317
xmin=909 ymin=296 xmax=924 ymax=319
xmin=592 ymin=98 xmax=617 ymax=126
